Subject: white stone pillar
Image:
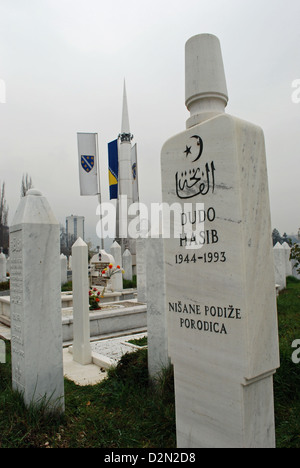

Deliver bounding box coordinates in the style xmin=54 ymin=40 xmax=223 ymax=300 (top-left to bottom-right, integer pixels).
xmin=72 ymin=237 xmax=92 ymax=365
xmin=60 ymin=254 xmax=68 ymax=285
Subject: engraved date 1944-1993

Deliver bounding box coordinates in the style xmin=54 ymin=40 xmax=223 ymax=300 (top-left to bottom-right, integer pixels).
xmin=175 ymin=251 xmax=226 ymax=265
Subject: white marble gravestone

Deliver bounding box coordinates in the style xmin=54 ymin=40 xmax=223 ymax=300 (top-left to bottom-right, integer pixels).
xmin=146 ymin=238 xmax=169 ymax=379
xmin=123 ymin=248 xmax=133 ymax=281
xmin=9 ymin=189 xmax=64 ymax=412
xmin=60 ymin=253 xmax=68 ymax=285
xmin=161 ymin=34 xmax=279 ymax=448
xmin=110 ymin=241 xmax=123 ymax=292
xmin=273 ymin=242 xmax=287 ymax=291
xmin=72 ymin=237 xmax=92 ymax=365
xmin=282 ymin=242 xmax=293 ymax=277
xmin=0 ymin=250 xmax=6 ymax=282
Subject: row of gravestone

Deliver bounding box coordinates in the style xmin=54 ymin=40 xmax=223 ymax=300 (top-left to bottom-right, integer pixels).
xmin=273 ymin=242 xmax=297 ymax=291
xmin=60 ymin=246 xmax=133 ymax=286
xmin=8 ymin=189 xmax=160 ymax=414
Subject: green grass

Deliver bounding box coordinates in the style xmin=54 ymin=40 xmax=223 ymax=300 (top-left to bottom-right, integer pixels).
xmin=0 ymin=276 xmax=299 ymax=448
xmin=61 ymin=280 xmax=72 ymax=292
xmin=127 ymin=336 xmax=148 ymax=347
xmin=0 ymin=280 xmax=9 ymax=291
xmin=273 ymin=276 xmax=300 ymax=448
xmin=0 ymin=346 xmax=176 ymax=448
xmin=123 ymin=275 xmax=137 ymax=290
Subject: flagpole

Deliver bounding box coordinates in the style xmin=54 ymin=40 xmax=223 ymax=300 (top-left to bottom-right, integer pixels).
xmin=96 ymin=134 xmax=104 ymax=250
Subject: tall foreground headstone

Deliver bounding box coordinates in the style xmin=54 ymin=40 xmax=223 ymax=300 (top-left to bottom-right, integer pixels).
xmin=161 ymin=34 xmax=280 ymax=448
xmin=10 ymin=189 xmax=64 ymax=412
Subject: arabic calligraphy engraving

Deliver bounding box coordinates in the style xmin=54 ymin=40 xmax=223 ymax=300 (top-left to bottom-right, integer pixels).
xmin=175 ymin=135 xmax=216 ymax=199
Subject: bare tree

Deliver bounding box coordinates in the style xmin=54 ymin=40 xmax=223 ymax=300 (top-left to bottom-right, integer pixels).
xmin=0 ymin=181 xmax=9 ymax=251
xmin=21 ymin=173 xmax=33 ymax=197
xmin=0 ymin=181 xmax=8 ymax=226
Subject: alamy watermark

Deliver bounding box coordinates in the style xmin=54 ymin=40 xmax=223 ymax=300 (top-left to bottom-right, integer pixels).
xmin=0 ymin=78 xmax=6 ymax=104
xmin=291 ymin=79 xmax=300 ymax=104
xmin=292 ymin=339 xmax=300 ymax=364
xmin=95 ymin=196 xmax=217 ymax=250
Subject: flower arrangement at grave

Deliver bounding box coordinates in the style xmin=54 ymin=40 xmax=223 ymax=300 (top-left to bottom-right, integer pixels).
xmin=89 ymin=287 xmax=103 ymax=310
xmin=89 ymin=264 xmax=124 ymax=310
xmin=101 ymin=263 xmax=125 ymax=278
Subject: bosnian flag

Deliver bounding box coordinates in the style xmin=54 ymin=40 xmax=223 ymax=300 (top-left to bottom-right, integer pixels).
xmin=77 ymin=133 xmax=100 ymax=196
xmin=108 ymin=139 xmax=119 ymax=200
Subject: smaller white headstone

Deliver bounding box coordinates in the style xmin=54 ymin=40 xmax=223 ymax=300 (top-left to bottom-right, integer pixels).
xmin=0 ymin=250 xmax=6 ymax=282
xmin=282 ymin=242 xmax=293 ymax=277
xmin=68 ymin=255 xmax=72 ymax=271
xmin=60 ymin=253 xmax=68 ymax=285
xmin=146 ymin=238 xmax=169 ymax=379
xmin=110 ymin=241 xmax=123 ymax=292
xmin=72 ymin=237 xmax=92 ymax=365
xmin=123 ymin=249 xmax=133 ymax=281
xmin=274 ymin=242 xmax=287 ymax=290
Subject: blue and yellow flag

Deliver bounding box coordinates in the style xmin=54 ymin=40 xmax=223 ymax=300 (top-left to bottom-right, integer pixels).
xmin=108 ymin=139 xmax=119 ymax=199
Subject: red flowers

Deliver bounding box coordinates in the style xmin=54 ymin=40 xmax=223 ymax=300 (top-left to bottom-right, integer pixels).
xmin=89 ymin=287 xmax=102 ymax=310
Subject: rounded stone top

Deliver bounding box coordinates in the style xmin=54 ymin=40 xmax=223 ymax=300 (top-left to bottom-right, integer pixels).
xmin=185 ymin=34 xmax=228 ymax=111
xmin=27 ymin=188 xmax=42 ymax=196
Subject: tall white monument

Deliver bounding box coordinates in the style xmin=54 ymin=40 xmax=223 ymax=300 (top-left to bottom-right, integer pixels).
xmin=161 ymin=34 xmax=280 ymax=448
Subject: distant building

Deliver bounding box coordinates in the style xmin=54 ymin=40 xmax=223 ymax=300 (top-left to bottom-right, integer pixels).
xmin=66 ymin=215 xmax=85 ymax=243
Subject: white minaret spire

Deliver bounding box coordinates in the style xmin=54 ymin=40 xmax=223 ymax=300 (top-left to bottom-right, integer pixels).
xmin=121 ymin=79 xmax=131 ymax=136
xmin=117 ymin=80 xmax=134 ymax=248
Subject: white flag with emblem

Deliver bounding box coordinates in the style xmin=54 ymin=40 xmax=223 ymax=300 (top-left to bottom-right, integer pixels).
xmin=77 ymin=133 xmax=100 ymax=196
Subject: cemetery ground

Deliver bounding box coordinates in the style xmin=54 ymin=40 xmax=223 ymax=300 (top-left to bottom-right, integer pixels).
xmin=0 ymin=277 xmax=299 ymax=448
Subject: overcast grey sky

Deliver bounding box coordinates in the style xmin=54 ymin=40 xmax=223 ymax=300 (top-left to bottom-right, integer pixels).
xmin=0 ymin=0 xmax=299 ymax=247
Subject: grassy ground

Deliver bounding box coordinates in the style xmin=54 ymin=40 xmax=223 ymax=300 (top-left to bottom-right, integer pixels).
xmin=0 ymin=276 xmax=299 ymax=448
xmin=273 ymin=277 xmax=300 ymax=448
xmin=0 ymin=347 xmax=176 ymax=448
